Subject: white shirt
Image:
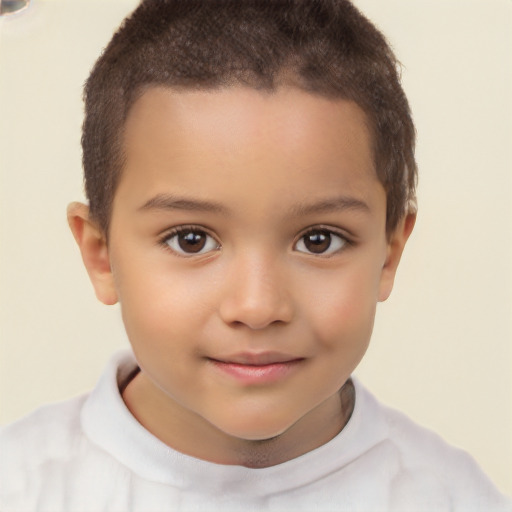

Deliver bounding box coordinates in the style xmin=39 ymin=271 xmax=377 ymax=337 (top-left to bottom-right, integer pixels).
xmin=1 ymin=350 xmax=510 ymax=512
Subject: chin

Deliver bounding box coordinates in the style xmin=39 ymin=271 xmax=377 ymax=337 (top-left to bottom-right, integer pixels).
xmin=216 ymin=416 xmax=293 ymax=443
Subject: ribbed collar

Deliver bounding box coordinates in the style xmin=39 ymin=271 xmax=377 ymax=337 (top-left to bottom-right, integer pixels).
xmin=81 ymin=350 xmax=388 ymax=496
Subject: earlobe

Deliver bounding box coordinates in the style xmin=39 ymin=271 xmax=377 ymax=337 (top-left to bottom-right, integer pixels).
xmin=378 ymin=213 xmax=416 ymax=302
xmin=67 ymin=202 xmax=118 ymax=305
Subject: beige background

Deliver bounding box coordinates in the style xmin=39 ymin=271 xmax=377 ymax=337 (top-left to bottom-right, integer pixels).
xmin=1 ymin=0 xmax=511 ymax=496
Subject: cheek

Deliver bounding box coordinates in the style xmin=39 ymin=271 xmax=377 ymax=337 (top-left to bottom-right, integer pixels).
xmin=114 ymin=267 xmax=209 ymax=393
xmin=304 ymin=265 xmax=380 ymax=347
xmin=113 ymin=258 xmax=213 ymax=348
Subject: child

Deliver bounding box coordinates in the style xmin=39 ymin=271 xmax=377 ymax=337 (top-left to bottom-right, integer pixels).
xmin=1 ymin=0 xmax=510 ymax=510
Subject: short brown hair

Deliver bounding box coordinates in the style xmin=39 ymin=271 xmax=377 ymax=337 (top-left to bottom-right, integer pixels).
xmin=82 ymin=0 xmax=417 ymax=235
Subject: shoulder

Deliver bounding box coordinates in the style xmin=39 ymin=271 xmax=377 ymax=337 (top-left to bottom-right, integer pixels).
xmin=0 ymin=352 xmax=139 ymax=510
xmin=354 ymin=382 xmax=511 ymax=511
xmin=0 ymin=395 xmax=88 ymax=498
xmin=383 ymin=403 xmax=487 ymax=483
xmin=0 ymin=393 xmax=87 ymax=456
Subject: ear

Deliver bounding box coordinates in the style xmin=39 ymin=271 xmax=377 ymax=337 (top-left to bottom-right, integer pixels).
xmin=67 ymin=202 xmax=118 ymax=305
xmin=378 ymin=213 xmax=416 ymax=302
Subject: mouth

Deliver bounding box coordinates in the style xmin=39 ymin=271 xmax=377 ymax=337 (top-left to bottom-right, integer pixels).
xmin=208 ymin=352 xmax=305 ymax=385
xmin=213 ymin=351 xmax=302 ymax=366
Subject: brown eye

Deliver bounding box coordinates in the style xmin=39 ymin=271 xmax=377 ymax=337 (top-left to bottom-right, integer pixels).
xmin=304 ymin=231 xmax=331 ymax=253
xmin=165 ymin=229 xmax=219 ymax=255
xmin=295 ymin=229 xmax=347 ymax=255
xmin=179 ymin=231 xmax=207 ymax=252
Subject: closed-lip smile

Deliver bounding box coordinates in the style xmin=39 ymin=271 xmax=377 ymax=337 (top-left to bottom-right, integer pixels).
xmin=211 ymin=351 xmax=303 ymax=366
xmin=208 ymin=352 xmax=305 ymax=385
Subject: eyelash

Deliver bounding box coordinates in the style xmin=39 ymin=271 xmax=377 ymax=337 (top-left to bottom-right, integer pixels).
xmin=294 ymin=226 xmax=352 ymax=257
xmin=159 ymin=225 xmax=352 ymax=257
xmin=159 ymin=226 xmax=220 ymax=258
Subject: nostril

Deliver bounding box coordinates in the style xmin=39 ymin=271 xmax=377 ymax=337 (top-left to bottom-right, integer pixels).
xmin=229 ymin=317 xmax=287 ymax=330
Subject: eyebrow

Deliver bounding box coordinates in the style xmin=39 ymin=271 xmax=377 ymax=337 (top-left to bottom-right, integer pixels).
xmin=138 ymin=193 xmax=369 ymax=217
xmin=138 ymin=194 xmax=229 ymax=214
xmin=290 ymin=196 xmax=370 ymax=216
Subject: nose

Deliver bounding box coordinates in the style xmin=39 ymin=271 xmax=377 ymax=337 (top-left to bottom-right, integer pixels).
xmin=219 ymin=254 xmax=294 ymax=330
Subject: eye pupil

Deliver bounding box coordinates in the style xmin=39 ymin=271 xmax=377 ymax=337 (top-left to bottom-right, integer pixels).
xmin=304 ymin=231 xmax=331 ymax=253
xmin=178 ymin=231 xmax=206 ymax=253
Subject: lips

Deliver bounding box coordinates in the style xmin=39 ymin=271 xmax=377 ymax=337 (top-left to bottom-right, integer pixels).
xmin=208 ymin=352 xmax=304 ymax=385
xmin=213 ymin=351 xmax=301 ymax=366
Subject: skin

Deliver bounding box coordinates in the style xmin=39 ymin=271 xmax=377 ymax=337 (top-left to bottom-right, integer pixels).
xmin=68 ymin=86 xmax=414 ymax=468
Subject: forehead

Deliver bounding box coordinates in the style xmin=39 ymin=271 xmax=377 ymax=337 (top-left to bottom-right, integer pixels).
xmin=124 ymin=85 xmax=373 ymax=162
xmin=117 ymin=85 xmax=382 ymax=215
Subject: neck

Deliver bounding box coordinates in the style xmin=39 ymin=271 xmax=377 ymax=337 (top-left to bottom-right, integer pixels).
xmin=122 ymin=372 xmax=355 ymax=468
xmin=223 ymin=380 xmax=355 ymax=468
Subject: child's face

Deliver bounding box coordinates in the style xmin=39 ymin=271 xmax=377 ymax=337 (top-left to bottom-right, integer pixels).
xmin=73 ymin=86 xmax=411 ymax=453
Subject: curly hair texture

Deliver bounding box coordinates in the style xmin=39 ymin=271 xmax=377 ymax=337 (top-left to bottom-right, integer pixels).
xmin=82 ymin=0 xmax=417 ymax=235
